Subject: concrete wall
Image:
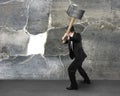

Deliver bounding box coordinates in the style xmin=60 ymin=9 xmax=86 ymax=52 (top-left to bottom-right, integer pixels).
xmin=0 ymin=0 xmax=120 ymax=80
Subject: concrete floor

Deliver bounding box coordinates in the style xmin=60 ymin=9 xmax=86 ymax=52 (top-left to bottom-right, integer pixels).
xmin=0 ymin=80 xmax=120 ymax=96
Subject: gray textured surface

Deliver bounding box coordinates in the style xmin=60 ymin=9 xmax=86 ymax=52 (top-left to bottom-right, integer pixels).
xmin=51 ymin=0 xmax=70 ymax=27
xmin=0 ymin=80 xmax=120 ymax=96
xmin=27 ymin=0 xmax=51 ymax=34
xmin=0 ymin=55 xmax=65 ymax=79
xmin=0 ymin=28 xmax=29 ymax=56
xmin=0 ymin=0 xmax=120 ymax=79
xmin=0 ymin=1 xmax=27 ymax=30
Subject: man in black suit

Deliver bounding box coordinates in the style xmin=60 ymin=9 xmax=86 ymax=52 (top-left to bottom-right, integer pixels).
xmin=62 ymin=26 xmax=91 ymax=90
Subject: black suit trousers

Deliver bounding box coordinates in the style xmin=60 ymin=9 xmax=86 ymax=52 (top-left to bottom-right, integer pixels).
xmin=68 ymin=58 xmax=89 ymax=87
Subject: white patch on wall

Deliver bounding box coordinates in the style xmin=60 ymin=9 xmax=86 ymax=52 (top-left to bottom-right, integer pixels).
xmin=27 ymin=32 xmax=47 ymax=56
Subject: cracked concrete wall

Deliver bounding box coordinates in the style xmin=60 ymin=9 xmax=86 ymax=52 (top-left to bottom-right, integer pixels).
xmin=0 ymin=0 xmax=120 ymax=80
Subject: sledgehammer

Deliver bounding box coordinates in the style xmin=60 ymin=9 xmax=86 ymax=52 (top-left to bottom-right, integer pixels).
xmin=62 ymin=4 xmax=85 ymax=43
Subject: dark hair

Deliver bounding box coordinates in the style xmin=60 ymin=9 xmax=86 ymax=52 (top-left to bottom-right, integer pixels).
xmin=66 ymin=26 xmax=75 ymax=32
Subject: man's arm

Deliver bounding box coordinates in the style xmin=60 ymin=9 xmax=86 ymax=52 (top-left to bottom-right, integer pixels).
xmin=62 ymin=33 xmax=69 ymax=44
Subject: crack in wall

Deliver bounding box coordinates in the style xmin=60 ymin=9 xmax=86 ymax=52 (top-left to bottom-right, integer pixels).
xmin=26 ymin=0 xmax=52 ymax=56
xmin=0 ymin=0 xmax=15 ymax=5
xmin=27 ymin=32 xmax=47 ymax=56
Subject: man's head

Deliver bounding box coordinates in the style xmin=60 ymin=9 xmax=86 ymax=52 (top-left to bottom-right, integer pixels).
xmin=66 ymin=25 xmax=75 ymax=32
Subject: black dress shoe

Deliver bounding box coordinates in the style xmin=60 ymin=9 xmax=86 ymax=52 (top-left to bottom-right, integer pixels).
xmin=66 ymin=86 xmax=78 ymax=90
xmin=81 ymin=80 xmax=91 ymax=84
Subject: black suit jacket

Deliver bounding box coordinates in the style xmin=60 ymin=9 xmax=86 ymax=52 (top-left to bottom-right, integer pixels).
xmin=67 ymin=32 xmax=87 ymax=60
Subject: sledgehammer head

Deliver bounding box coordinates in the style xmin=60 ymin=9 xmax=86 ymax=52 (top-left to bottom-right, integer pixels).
xmin=66 ymin=4 xmax=85 ymax=19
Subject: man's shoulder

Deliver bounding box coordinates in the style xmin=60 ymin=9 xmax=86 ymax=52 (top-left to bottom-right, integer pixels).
xmin=74 ymin=32 xmax=81 ymax=37
xmin=74 ymin=32 xmax=80 ymax=35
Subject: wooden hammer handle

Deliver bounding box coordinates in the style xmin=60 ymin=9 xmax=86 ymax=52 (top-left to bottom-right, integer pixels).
xmin=62 ymin=17 xmax=75 ymax=43
xmin=66 ymin=17 xmax=75 ymax=34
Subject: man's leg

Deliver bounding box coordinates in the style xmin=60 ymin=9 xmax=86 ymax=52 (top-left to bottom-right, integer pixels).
xmin=77 ymin=61 xmax=90 ymax=84
xmin=67 ymin=60 xmax=78 ymax=88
